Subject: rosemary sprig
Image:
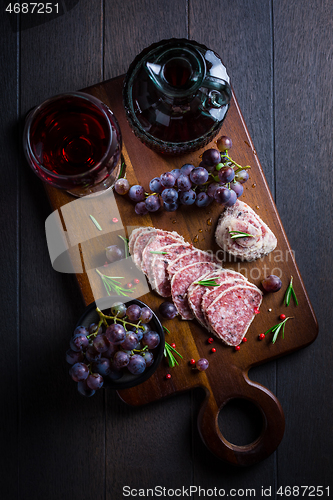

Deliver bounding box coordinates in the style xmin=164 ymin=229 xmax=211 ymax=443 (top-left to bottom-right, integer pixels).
xmin=229 ymin=230 xmax=255 ymax=239
xmin=96 ymin=269 xmax=135 ymax=297
xmin=284 ymin=276 xmax=298 ymax=306
xmin=89 ymin=214 xmax=102 ymax=231
xmin=164 ymin=341 xmax=183 ymax=367
xmin=193 ymin=279 xmax=219 ymax=287
xmin=150 ymin=250 xmax=168 ymax=255
xmin=162 ymin=326 xmax=183 ymax=367
xmin=118 ymin=235 xmax=129 ymax=258
xmin=264 ymin=316 xmax=294 ymax=344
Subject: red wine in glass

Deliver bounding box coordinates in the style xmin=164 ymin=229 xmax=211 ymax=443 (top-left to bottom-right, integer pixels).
xmin=23 ymin=92 xmax=122 ymax=196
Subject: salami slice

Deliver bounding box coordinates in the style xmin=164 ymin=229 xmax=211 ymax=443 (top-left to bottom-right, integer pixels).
xmin=132 ymin=227 xmax=157 ymax=268
xmin=171 ymin=261 xmax=220 ymax=320
xmin=150 ymin=242 xmax=192 ymax=297
xmin=168 ymin=248 xmax=218 ymax=278
xmin=128 ymin=227 xmax=150 ymax=256
xmin=141 ymin=232 xmax=184 ymax=276
xmin=187 ymin=269 xmax=247 ymax=327
xmin=205 ymin=284 xmax=263 ymax=345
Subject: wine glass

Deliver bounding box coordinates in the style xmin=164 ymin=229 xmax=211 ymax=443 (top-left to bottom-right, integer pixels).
xmin=23 ymin=92 xmax=122 ymax=197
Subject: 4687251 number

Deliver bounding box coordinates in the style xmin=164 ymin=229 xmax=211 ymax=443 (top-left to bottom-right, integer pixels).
xmin=277 ymin=486 xmax=330 ymax=497
xmin=5 ymin=3 xmax=59 ymax=14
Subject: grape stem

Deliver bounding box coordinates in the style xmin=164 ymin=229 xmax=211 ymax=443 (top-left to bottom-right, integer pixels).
xmin=96 ymin=307 xmax=145 ymax=330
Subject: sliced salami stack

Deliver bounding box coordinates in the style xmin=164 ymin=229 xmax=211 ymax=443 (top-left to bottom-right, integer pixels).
xmin=128 ymin=226 xmax=262 ymax=345
xmin=128 ymin=226 xmax=219 ymax=300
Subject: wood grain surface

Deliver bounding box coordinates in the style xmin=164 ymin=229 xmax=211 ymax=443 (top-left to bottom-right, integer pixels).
xmin=1 ymin=0 xmax=332 ymax=497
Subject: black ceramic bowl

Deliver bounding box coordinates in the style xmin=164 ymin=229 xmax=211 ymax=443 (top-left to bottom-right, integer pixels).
xmin=75 ymin=297 xmax=165 ymax=390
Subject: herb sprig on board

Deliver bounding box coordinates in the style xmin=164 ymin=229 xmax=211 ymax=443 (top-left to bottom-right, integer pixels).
xmin=284 ymin=276 xmax=298 ymax=306
xmin=265 ymin=317 xmax=294 ymax=344
xmin=163 ymin=326 xmax=183 ymax=367
xmin=96 ymin=269 xmax=135 ymax=297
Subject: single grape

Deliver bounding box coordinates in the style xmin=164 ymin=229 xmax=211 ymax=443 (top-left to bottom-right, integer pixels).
xmin=160 ymin=171 xmax=176 ymax=188
xmin=235 ymin=170 xmax=249 ymax=184
xmin=179 ymin=189 xmax=196 ymax=205
xmin=180 ymin=163 xmax=195 ymax=175
xmin=177 ymin=174 xmax=192 ymax=191
xmin=135 ymin=329 xmax=144 ymax=342
xmin=69 ymin=362 xmax=89 ymax=382
xmin=218 ymin=166 xmax=235 ymax=184
xmin=140 ymin=323 xmax=151 ymax=335
xmin=103 ymin=342 xmax=117 ymax=358
xmin=201 ymin=149 xmax=221 ymax=167
xmin=230 ymin=181 xmax=244 ymax=198
xmin=170 ymin=168 xmax=181 ymax=179
xmin=145 ymin=194 xmax=161 ymax=212
xmin=163 ymin=201 xmax=179 ymax=212
xmin=107 ymin=366 xmax=123 ymax=381
xmin=140 ymin=306 xmax=153 ymax=323
xmin=127 ymin=354 xmax=146 ymax=375
xmin=77 ymin=380 xmax=95 ymax=397
xmin=105 ymin=245 xmax=124 ymax=263
xmin=195 ymin=192 xmax=212 ymax=207
xmin=261 ymin=275 xmax=282 ymax=293
xmin=149 ymin=177 xmax=163 ymax=193
xmin=214 ymin=186 xmax=231 ymax=205
xmin=88 ymin=323 xmax=102 ymax=336
xmin=207 ymin=182 xmax=220 ymax=198
xmin=73 ymin=325 xmax=89 ymax=337
xmin=159 ymin=301 xmax=178 ymax=319
xmin=190 ymin=167 xmax=209 ymax=185
xmin=70 ymin=333 xmax=89 ymax=352
xmin=85 ymin=346 xmax=102 ymax=363
xmin=93 ymin=334 xmax=109 ymax=353
xmin=216 ymin=135 xmax=232 ymax=152
xmin=105 ymin=323 xmax=126 ymax=344
xmin=113 ymin=350 xmax=130 ymax=370
xmin=143 ymin=351 xmax=154 ymax=367
xmin=86 ymin=373 xmax=104 ymax=390
xmin=128 ymin=184 xmax=145 ymax=202
xmin=92 ymin=358 xmax=111 ymax=376
xmin=224 ymin=189 xmax=237 ymax=207
xmin=161 ymin=188 xmax=178 ymax=203
xmin=111 ymin=302 xmax=126 ymax=318
xmin=199 ymin=160 xmax=214 ymax=171
xmin=121 ymin=332 xmax=139 ymax=350
xmin=65 ymin=348 xmax=84 ymax=365
xmin=135 ymin=201 xmax=149 ymax=215
xmin=196 ymin=358 xmax=209 ymax=371
xmin=126 ymin=304 xmax=142 ymax=322
xmin=143 ymin=331 xmax=160 ymax=349
xmin=114 ymin=178 xmax=130 ymax=195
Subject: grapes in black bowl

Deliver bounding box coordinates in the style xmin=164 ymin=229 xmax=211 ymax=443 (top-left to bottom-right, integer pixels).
xmin=66 ymin=298 xmax=165 ymax=396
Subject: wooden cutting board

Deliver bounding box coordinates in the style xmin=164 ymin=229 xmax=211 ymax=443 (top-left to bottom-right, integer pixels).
xmin=44 ymin=76 xmax=318 ymax=466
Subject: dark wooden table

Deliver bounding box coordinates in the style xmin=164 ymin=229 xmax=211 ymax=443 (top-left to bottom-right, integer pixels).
xmin=2 ymin=1 xmax=332 ymax=498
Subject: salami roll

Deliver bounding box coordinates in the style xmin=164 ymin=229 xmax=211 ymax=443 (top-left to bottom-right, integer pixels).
xmin=168 ymin=248 xmax=218 ymax=279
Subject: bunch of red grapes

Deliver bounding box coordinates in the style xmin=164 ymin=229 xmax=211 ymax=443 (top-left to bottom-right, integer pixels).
xmin=66 ymin=303 xmax=160 ymax=397
xmin=114 ymin=136 xmax=250 ymax=214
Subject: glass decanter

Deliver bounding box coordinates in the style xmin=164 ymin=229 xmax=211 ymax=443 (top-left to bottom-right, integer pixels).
xmin=123 ymin=38 xmax=231 ymax=155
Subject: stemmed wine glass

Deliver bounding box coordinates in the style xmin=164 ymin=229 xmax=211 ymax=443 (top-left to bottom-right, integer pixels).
xmin=23 ymin=92 xmax=122 ymax=197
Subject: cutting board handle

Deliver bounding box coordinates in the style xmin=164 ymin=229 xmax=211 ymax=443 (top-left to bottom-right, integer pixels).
xmin=197 ymin=370 xmax=285 ymax=466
